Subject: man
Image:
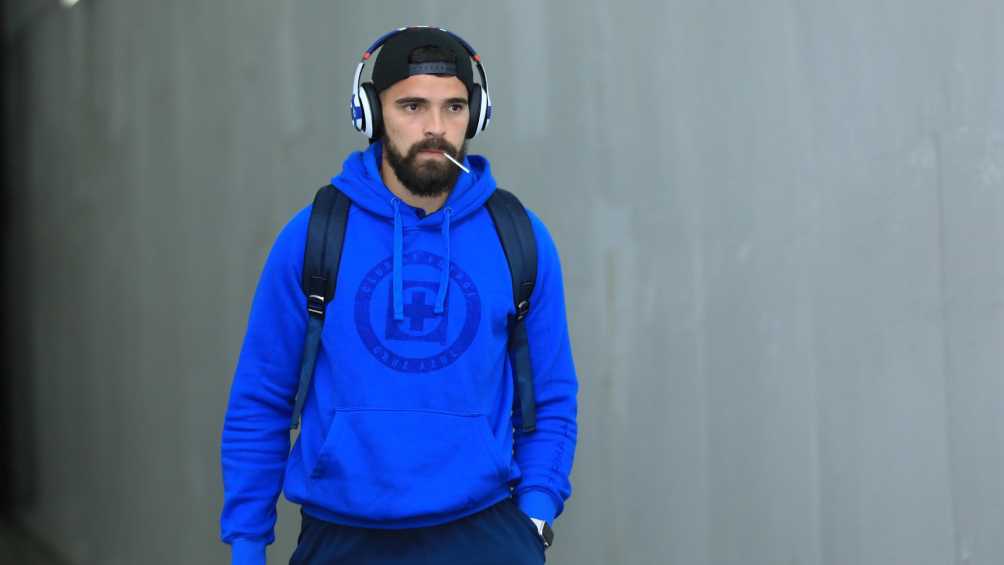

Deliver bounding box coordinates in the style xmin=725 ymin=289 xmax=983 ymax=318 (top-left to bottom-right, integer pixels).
xmin=220 ymin=27 xmax=578 ymax=565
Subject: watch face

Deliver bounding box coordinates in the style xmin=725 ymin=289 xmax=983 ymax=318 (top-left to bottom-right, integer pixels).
xmin=542 ymin=523 xmax=555 ymax=548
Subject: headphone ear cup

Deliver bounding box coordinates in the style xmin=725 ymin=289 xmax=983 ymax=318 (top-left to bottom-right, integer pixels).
xmin=360 ymin=82 xmax=383 ymax=140
xmin=466 ymin=86 xmax=484 ymax=139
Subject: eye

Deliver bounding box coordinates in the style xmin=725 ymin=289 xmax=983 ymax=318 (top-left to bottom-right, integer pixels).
xmin=449 ymin=103 xmax=466 ymax=113
xmin=403 ymin=103 xmax=419 ymax=112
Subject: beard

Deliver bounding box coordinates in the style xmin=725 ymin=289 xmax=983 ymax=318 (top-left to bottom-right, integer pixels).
xmin=383 ymin=135 xmax=468 ymax=198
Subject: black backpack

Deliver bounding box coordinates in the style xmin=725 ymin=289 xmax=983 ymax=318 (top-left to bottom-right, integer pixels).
xmin=290 ymin=184 xmax=539 ymax=433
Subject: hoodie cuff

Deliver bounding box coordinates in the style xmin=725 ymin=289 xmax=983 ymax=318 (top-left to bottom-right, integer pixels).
xmin=230 ymin=539 xmax=266 ymax=565
xmin=516 ymin=489 xmax=558 ymax=526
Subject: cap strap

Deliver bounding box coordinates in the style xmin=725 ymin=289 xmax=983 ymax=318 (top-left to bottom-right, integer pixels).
xmin=408 ymin=62 xmax=457 ymax=76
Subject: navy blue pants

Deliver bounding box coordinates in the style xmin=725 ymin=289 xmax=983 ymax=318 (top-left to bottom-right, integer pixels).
xmin=289 ymin=498 xmax=546 ymax=564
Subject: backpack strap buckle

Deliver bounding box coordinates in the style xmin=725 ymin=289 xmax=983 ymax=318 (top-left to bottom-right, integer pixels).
xmin=307 ymin=294 xmax=326 ymax=317
xmin=306 ymin=274 xmax=328 ymax=318
xmin=515 ymin=299 xmax=530 ymax=321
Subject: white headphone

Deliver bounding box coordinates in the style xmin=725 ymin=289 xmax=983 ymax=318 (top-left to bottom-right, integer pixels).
xmin=349 ymin=26 xmax=493 ymax=141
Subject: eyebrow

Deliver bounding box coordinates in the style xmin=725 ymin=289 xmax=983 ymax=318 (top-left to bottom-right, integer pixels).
xmin=394 ymin=96 xmax=469 ymax=105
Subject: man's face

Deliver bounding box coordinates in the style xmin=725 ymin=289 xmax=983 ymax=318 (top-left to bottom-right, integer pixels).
xmin=379 ymin=74 xmax=470 ymax=198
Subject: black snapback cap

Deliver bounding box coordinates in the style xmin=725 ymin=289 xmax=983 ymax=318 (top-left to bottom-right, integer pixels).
xmin=371 ymin=28 xmax=475 ymax=96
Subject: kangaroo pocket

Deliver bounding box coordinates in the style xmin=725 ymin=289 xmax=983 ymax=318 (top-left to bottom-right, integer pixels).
xmin=308 ymin=408 xmax=508 ymax=522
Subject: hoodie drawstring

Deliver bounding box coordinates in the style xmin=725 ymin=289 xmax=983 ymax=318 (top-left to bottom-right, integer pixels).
xmin=434 ymin=207 xmax=453 ymax=314
xmin=392 ymin=198 xmax=404 ymax=321
xmin=391 ymin=199 xmax=451 ymax=320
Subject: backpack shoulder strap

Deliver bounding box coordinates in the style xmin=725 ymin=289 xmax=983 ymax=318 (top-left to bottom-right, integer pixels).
xmin=290 ymin=184 xmax=350 ymax=430
xmin=485 ymin=188 xmax=539 ymax=432
xmin=486 ymin=188 xmax=537 ymax=313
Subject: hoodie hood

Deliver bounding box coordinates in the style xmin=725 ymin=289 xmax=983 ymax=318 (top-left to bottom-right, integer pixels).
xmin=331 ymin=140 xmax=496 ymax=227
xmin=330 ymin=140 xmax=497 ymax=320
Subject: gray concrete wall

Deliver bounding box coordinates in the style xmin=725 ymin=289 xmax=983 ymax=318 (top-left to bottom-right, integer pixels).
xmin=3 ymin=1 xmax=1002 ymax=564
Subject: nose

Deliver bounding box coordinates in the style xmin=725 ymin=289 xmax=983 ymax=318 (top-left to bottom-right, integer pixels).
xmin=423 ymin=107 xmax=447 ymax=138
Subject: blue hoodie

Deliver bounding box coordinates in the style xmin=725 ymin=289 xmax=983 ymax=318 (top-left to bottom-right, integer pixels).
xmin=220 ymin=141 xmax=578 ymax=565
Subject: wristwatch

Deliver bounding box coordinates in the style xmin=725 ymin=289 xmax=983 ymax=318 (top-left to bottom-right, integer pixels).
xmin=530 ymin=518 xmax=555 ymax=548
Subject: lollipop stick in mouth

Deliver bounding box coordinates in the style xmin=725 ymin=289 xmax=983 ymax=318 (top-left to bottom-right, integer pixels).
xmin=442 ymin=152 xmax=470 ymax=173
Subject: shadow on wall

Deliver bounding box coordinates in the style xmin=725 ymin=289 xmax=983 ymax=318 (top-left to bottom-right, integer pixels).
xmin=1 ymin=5 xmax=64 ymax=559
xmin=0 ymin=22 xmax=39 ymax=518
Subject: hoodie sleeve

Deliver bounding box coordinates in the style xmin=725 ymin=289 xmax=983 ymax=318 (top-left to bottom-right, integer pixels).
xmin=220 ymin=206 xmax=310 ymax=565
xmin=512 ymin=209 xmax=580 ymax=527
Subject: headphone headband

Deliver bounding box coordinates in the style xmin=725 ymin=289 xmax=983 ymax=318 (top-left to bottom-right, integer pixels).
xmin=361 ymin=26 xmax=477 ymax=61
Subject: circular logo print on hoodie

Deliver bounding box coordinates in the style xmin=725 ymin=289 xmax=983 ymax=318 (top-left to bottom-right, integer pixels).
xmin=354 ymin=250 xmax=481 ymax=372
